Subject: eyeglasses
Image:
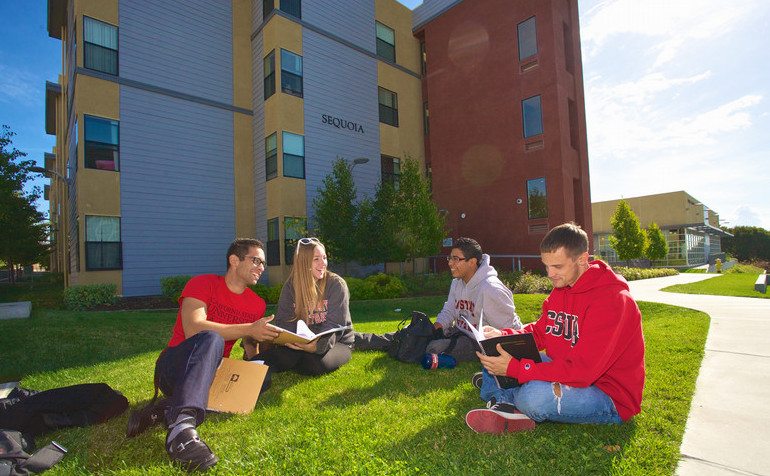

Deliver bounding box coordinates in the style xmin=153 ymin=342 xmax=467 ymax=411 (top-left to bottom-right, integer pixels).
xmin=245 ymin=256 xmax=265 ymax=267
xmin=446 ymin=256 xmax=467 ymax=263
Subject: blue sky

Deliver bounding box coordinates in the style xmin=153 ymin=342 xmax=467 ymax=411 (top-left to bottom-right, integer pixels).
xmin=2 ymin=0 xmax=769 ymax=229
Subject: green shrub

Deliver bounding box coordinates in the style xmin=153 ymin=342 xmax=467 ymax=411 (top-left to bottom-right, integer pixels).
xmin=160 ymin=275 xmax=192 ymax=302
xmin=613 ymin=266 xmax=678 ymax=281
xmin=512 ymin=271 xmax=553 ymax=294
xmin=62 ymin=283 xmax=118 ymax=311
xmin=725 ymin=263 xmax=764 ymax=274
xmin=251 ymin=283 xmax=283 ymax=303
xmin=347 ymin=273 xmax=407 ymax=300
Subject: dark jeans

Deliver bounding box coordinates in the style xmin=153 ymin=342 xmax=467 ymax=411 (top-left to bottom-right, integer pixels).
xmin=354 ymin=331 xmax=478 ymax=362
xmin=253 ymin=344 xmax=351 ymax=376
xmin=155 ymin=330 xmax=224 ymax=427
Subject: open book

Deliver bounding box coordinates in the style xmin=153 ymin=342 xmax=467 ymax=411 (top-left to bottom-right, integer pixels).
xmin=462 ymin=316 xmax=541 ymax=389
xmin=268 ymin=320 xmax=352 ymax=345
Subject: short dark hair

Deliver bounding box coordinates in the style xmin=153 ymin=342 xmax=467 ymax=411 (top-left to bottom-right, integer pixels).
xmin=226 ymin=238 xmax=265 ymax=270
xmin=540 ymin=222 xmax=588 ymax=258
xmin=453 ymin=237 xmax=483 ymax=264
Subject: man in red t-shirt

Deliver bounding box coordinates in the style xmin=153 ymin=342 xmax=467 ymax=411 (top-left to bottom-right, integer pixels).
xmin=465 ymin=223 xmax=645 ymax=435
xmin=127 ymin=238 xmax=279 ymax=472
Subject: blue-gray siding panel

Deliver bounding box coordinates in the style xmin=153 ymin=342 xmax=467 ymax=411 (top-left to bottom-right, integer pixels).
xmin=120 ymin=87 xmax=235 ymax=296
xmin=252 ymin=33 xmax=268 ymax=280
xmin=302 ymin=30 xmax=380 ymax=222
xmin=119 ymin=0 xmax=234 ymax=105
xmin=303 ymin=0 xmax=375 ymax=53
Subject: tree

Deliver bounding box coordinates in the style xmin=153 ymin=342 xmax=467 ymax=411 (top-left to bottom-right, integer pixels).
xmin=723 ymin=226 xmax=770 ymax=262
xmin=373 ymin=156 xmax=445 ymax=273
xmin=0 ymin=125 xmax=50 ymax=283
xmin=312 ymin=158 xmax=359 ymax=264
xmin=645 ymin=221 xmax=669 ymax=262
xmin=608 ymin=199 xmax=647 ymax=265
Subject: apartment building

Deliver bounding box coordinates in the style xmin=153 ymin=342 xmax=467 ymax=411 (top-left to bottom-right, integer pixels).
xmin=44 ymin=0 xmax=590 ymax=295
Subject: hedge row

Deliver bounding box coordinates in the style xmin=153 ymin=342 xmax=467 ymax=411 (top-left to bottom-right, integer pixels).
xmin=64 ymin=266 xmax=680 ymax=310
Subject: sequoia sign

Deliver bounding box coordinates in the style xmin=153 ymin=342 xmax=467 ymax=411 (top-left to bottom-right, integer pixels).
xmin=321 ymin=114 xmax=365 ymax=134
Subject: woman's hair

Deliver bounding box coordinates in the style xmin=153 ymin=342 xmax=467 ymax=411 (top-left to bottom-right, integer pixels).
xmin=290 ymin=238 xmax=328 ymax=322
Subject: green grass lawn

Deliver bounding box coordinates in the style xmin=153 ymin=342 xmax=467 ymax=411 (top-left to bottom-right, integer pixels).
xmin=662 ymin=273 xmax=770 ymax=299
xmin=0 ymin=295 xmax=708 ymax=475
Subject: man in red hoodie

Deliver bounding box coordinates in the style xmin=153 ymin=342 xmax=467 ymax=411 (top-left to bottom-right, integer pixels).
xmin=466 ymin=222 xmax=645 ymax=434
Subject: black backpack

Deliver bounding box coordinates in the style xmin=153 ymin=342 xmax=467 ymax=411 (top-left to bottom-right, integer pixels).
xmin=0 ymin=430 xmax=66 ymax=476
xmin=387 ymin=311 xmax=436 ymax=364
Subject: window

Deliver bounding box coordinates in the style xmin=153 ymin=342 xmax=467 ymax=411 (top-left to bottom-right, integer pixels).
xmin=423 ymin=102 xmax=429 ymax=135
xmin=264 ymin=51 xmax=275 ymax=99
xmin=83 ymin=16 xmax=118 ymax=75
xmin=283 ymin=217 xmax=307 ymax=265
xmin=381 ymin=155 xmax=401 ymax=185
xmin=280 ymin=0 xmax=301 ymax=18
xmin=266 ymin=217 xmax=280 ymax=265
xmin=376 ymin=22 xmax=396 ymax=62
xmin=265 ymin=133 xmax=278 ymax=180
xmin=85 ymin=216 xmax=122 ymax=270
xmin=263 ymin=0 xmax=274 ymax=19
xmin=282 ymin=132 xmax=304 ymax=179
xmin=522 ymin=95 xmax=543 ymax=138
xmin=84 ymin=115 xmax=119 ymax=171
xmin=281 ymin=49 xmax=303 ymax=97
xmin=420 ymin=42 xmax=427 ymax=75
xmin=517 ymin=17 xmax=537 ymax=61
xmin=527 ymin=178 xmax=548 ymax=219
xmin=378 ymin=87 xmax=399 ymax=127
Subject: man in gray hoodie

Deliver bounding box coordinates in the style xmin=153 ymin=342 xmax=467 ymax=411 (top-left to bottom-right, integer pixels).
xmin=354 ymin=237 xmax=522 ymax=362
xmin=428 ymin=237 xmax=523 ymax=361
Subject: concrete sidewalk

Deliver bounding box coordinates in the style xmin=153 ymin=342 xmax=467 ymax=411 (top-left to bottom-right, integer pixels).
xmin=627 ymin=274 xmax=770 ymax=476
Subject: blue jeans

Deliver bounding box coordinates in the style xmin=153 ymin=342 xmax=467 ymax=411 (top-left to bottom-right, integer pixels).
xmin=155 ymin=330 xmax=224 ymax=427
xmin=478 ymin=355 xmax=623 ymax=424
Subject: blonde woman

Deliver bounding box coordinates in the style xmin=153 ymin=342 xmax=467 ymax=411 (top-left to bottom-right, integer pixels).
xmin=252 ymin=238 xmax=354 ymax=375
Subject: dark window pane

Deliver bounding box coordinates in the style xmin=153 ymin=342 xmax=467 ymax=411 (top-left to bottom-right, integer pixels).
xmin=518 ymin=17 xmax=537 ymax=60
xmin=281 ymin=71 xmax=303 ymax=96
xmin=84 ymin=115 xmax=119 ymax=171
xmin=376 ymin=39 xmax=396 ymax=62
xmin=264 ymin=52 xmax=275 ymax=99
xmin=84 ymin=43 xmax=118 ymax=75
xmin=283 ymin=153 xmax=305 ymax=179
xmin=522 ymin=95 xmax=543 ymax=138
xmin=527 ymin=177 xmax=548 ymax=219
xmin=280 ymin=0 xmax=301 ymax=18
xmin=263 ymin=0 xmax=274 ymax=19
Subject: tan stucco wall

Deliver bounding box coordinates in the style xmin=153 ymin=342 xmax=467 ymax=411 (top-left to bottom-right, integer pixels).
xmin=592 ymin=191 xmax=714 ymax=233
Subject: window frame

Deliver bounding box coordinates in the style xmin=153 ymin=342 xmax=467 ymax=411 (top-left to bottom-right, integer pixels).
xmin=280 ymin=49 xmax=303 ymax=98
xmin=84 ymin=114 xmax=120 ymax=171
xmin=85 ymin=215 xmax=122 ymax=270
xmin=381 ymin=154 xmax=401 ymax=186
xmin=266 ymin=217 xmax=280 ymax=265
xmin=264 ymin=50 xmax=276 ymax=99
xmin=282 ymin=131 xmax=305 ymax=179
xmin=526 ymin=177 xmax=548 ymax=219
xmin=280 ymin=0 xmax=301 ymax=18
xmin=265 ymin=132 xmax=278 ymax=181
xmin=83 ymin=16 xmax=118 ymax=76
xmin=517 ymin=16 xmax=538 ymax=61
xmin=376 ymin=21 xmax=396 ymax=63
xmin=522 ymin=95 xmax=543 ymax=138
xmin=378 ymin=87 xmax=399 ymax=127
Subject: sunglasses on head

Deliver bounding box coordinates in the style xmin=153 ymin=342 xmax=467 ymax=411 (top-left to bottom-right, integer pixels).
xmin=298 ymin=237 xmax=320 ymax=245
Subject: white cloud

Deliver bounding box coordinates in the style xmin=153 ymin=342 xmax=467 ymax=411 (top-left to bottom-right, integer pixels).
xmin=0 ymin=64 xmax=40 ymax=105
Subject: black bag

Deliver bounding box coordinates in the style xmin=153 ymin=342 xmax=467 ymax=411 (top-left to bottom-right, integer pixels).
xmin=0 ymin=383 xmax=128 ymax=438
xmin=0 ymin=429 xmax=66 ymax=476
xmin=387 ymin=311 xmax=436 ymax=364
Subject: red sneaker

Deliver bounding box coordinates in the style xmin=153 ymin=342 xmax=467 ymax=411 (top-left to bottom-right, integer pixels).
xmin=466 ymin=398 xmax=536 ymax=434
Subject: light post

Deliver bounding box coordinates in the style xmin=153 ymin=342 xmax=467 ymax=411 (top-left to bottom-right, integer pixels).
xmin=347 ymin=157 xmax=370 ymax=172
xmin=30 ymin=166 xmax=69 ymax=287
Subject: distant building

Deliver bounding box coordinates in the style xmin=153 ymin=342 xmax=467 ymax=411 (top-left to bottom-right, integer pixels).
xmin=592 ymin=191 xmax=732 ymax=267
xmin=43 ymin=0 xmax=591 ymax=295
